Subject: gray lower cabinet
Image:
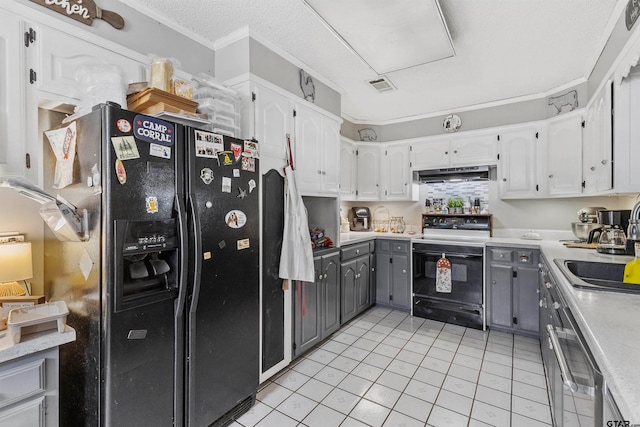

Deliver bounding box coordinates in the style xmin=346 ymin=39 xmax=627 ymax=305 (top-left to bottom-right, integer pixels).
xmin=293 ymin=251 xmax=340 ymax=358
xmin=0 ymin=347 xmax=59 ymax=426
xmin=487 ymin=246 xmax=540 ymax=336
xmin=340 ymin=242 xmax=371 ymax=324
xmin=375 ymin=239 xmax=411 ymax=310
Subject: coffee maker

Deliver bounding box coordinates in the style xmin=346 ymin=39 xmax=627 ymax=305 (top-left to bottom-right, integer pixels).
xmin=596 ymin=210 xmax=633 ymax=255
xmin=348 ymin=207 xmax=371 ymax=231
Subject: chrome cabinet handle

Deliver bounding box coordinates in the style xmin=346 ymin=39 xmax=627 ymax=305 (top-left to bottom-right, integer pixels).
xmin=402 ymin=269 xmax=407 ymax=274
xmin=601 ymin=159 xmax=607 ymax=165
xmin=590 ymin=166 xmax=596 ymax=171
xmin=546 ymin=324 xmax=578 ymax=393
xmin=549 ymin=174 xmax=554 ymax=179
xmin=502 ymin=178 xmax=507 ymax=182
xmin=324 ymin=273 xmax=327 ymax=279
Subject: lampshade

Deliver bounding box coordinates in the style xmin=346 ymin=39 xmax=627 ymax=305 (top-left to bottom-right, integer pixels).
xmin=0 ymin=242 xmax=33 ymax=282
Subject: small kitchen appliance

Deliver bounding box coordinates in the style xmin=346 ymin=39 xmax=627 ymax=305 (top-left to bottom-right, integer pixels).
xmin=348 ymin=207 xmax=371 ymax=231
xmin=596 ymin=210 xmax=633 ymax=254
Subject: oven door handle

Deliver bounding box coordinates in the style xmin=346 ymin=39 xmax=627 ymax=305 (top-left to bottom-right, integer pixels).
xmin=546 ymin=324 xmax=579 ymax=393
xmin=415 ymin=251 xmax=483 ymax=259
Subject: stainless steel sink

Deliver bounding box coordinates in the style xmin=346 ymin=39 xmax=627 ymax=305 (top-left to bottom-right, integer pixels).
xmin=554 ymin=259 xmax=640 ymax=294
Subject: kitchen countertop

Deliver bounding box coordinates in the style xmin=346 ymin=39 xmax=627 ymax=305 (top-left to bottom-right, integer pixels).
xmin=339 ymin=231 xmax=420 ymax=245
xmin=488 ymin=237 xmax=639 ymax=421
xmin=0 ymin=325 xmax=76 ymax=363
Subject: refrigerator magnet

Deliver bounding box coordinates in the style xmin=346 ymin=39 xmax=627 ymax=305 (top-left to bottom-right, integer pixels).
xmin=241 ymin=157 xmax=255 ymax=172
xmin=200 ymin=168 xmax=214 ymax=185
xmin=146 ymin=196 xmax=159 ymax=214
xmin=237 ymin=239 xmax=250 ymax=250
xmin=248 ymin=179 xmax=256 ymax=193
xmin=133 ymin=115 xmax=174 ymax=146
xmin=218 ymin=151 xmax=234 ymax=165
xmin=149 ymin=143 xmax=171 ymax=159
xmin=115 ymin=159 xmax=127 ymax=184
xmin=111 ymin=136 xmax=140 ymax=160
xmin=222 ymin=177 xmax=232 ymax=193
xmin=233 ymin=169 xmax=240 ymax=178
xmin=236 ymin=188 xmax=247 ymax=199
xmin=243 ymin=140 xmax=259 ymax=159
xmin=231 ymin=143 xmax=242 ymax=161
xmin=225 ymin=210 xmax=246 ymax=228
xmin=116 ymin=118 xmax=132 ymax=133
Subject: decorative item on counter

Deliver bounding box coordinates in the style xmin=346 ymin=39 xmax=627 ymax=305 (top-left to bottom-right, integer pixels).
xmin=624 ymin=244 xmax=640 ymax=284
xmin=436 ymin=253 xmax=452 ymax=293
xmin=373 ymin=206 xmax=390 ymax=232
xmin=390 ymin=217 xmax=406 ymax=233
xmin=7 ymin=301 xmax=69 ymax=343
xmin=0 ymin=241 xmax=33 ymax=298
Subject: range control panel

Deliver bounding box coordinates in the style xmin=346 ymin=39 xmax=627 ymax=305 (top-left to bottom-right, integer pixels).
xmin=422 ymin=214 xmax=492 ymax=231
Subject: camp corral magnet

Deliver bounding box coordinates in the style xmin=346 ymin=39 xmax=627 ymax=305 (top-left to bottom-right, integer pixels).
xmin=133 ymin=115 xmax=174 ymax=146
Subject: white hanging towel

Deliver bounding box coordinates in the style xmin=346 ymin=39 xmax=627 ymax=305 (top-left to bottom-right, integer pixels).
xmin=279 ymin=135 xmax=315 ymax=283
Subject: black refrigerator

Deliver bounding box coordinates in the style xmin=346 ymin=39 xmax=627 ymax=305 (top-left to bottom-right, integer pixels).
xmin=43 ymin=103 xmax=259 ymax=426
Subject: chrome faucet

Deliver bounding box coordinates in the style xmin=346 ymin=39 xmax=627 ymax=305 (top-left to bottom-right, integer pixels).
xmin=628 ymin=199 xmax=640 ymax=241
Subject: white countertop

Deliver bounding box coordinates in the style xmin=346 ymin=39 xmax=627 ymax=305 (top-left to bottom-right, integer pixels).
xmin=0 ymin=325 xmax=76 ymax=363
xmin=339 ymin=231 xmax=420 ymax=245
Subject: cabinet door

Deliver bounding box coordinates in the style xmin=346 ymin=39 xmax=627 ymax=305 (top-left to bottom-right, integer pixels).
xmin=340 ymin=259 xmax=358 ymax=324
xmin=322 ymin=254 xmax=340 ymax=337
xmin=382 ymin=144 xmax=411 ymax=200
xmin=356 ymin=256 xmax=370 ymax=314
xmin=375 ymin=251 xmax=391 ymax=305
xmin=391 ymin=253 xmax=410 ymax=309
xmin=294 ymin=259 xmax=322 ymax=357
xmin=488 ymin=264 xmax=513 ymax=329
xmin=356 ymin=145 xmax=380 ymax=199
xmin=339 ymin=139 xmax=357 ymax=198
xmin=294 ymin=105 xmax=323 ymax=194
xmin=0 ymin=396 xmax=45 ymax=427
xmin=321 ymin=117 xmax=340 ymax=194
xmin=450 ymin=133 xmax=498 ymax=166
xmin=547 ymin=114 xmax=583 ymax=196
xmin=253 ymin=84 xmax=292 ymax=160
xmin=583 ymin=81 xmax=612 ymax=193
xmin=411 ymin=137 xmax=450 ymax=169
xmin=514 ymin=265 xmax=540 ymax=335
xmin=498 ymin=127 xmax=539 ymax=198
xmin=38 ymin=25 xmax=146 ymax=101
xmin=0 ymin=12 xmax=27 ymax=178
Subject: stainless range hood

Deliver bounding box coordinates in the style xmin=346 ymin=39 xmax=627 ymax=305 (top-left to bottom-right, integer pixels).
xmin=417 ymin=166 xmax=490 ymax=184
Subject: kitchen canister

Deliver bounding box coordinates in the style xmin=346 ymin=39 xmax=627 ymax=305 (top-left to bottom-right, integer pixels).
xmin=149 ymin=57 xmax=174 ymax=92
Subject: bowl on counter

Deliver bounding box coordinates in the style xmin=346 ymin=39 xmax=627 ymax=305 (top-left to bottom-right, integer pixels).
xmin=571 ymin=222 xmax=602 ymax=242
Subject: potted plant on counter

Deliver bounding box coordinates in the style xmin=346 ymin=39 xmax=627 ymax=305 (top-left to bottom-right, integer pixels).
xmin=447 ymin=197 xmax=464 ymax=214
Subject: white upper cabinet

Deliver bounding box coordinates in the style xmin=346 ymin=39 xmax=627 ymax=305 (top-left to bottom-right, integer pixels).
xmin=37 ymin=25 xmax=146 ymax=103
xmin=339 ymin=138 xmax=357 ymax=199
xmin=546 ymin=113 xmax=583 ymax=196
xmin=411 ymin=137 xmax=450 ymax=169
xmin=293 ymin=102 xmax=340 ymax=195
xmin=381 ymin=144 xmax=412 ymax=200
xmin=450 ymin=132 xmax=498 ymax=166
xmin=582 ymin=81 xmax=612 ymax=194
xmin=497 ymin=126 xmax=540 ymax=199
xmin=356 ymin=145 xmax=381 ymax=200
xmin=411 ymin=130 xmax=497 ymax=170
xmin=0 ymin=11 xmax=27 ymax=178
xmin=614 ymin=67 xmax=640 ymax=193
xmin=253 ymin=84 xmax=293 ymax=161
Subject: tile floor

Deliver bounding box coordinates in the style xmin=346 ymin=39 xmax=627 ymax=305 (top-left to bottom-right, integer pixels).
xmin=234 ymin=307 xmax=552 ymax=427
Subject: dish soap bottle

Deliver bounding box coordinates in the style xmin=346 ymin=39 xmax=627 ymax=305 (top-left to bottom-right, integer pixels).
xmin=623 ymin=242 xmax=640 ymax=284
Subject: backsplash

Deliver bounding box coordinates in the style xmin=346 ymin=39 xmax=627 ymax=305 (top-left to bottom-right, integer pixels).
xmin=423 ymin=182 xmax=489 ymax=209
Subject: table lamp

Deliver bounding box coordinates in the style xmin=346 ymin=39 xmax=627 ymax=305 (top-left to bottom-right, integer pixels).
xmin=0 ymin=242 xmax=32 ymax=297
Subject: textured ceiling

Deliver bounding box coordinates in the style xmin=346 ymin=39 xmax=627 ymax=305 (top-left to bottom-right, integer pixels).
xmin=125 ymin=0 xmax=621 ymax=124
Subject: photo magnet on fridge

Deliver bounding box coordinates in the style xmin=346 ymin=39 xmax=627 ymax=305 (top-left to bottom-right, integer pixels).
xmin=111 ymin=136 xmax=140 ymax=160
xmin=149 ymin=143 xmax=171 ymax=159
xmin=237 ymin=239 xmax=250 ymax=250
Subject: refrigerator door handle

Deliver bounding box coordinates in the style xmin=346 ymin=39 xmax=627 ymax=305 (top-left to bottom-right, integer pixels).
xmin=175 ymin=193 xmax=189 ymax=317
xmin=188 ymin=194 xmax=203 ymax=312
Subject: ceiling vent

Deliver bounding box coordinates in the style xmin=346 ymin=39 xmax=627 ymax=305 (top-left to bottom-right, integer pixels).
xmin=368 ymin=76 xmax=396 ymax=93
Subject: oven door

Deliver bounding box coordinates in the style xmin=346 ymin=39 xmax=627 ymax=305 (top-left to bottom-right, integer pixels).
xmin=412 ymin=242 xmax=484 ymax=328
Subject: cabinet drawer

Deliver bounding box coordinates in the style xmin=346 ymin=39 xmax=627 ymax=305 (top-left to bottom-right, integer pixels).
xmin=0 ymin=359 xmax=46 ymax=408
xmin=392 ymin=241 xmax=409 ymax=254
xmin=490 ymin=248 xmax=513 ymax=262
xmin=341 ymin=243 xmax=370 ymax=261
xmin=376 ymin=240 xmax=392 ymax=253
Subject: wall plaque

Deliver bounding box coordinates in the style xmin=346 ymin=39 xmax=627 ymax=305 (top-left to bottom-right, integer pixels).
xmin=29 ymin=0 xmax=125 ymax=29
